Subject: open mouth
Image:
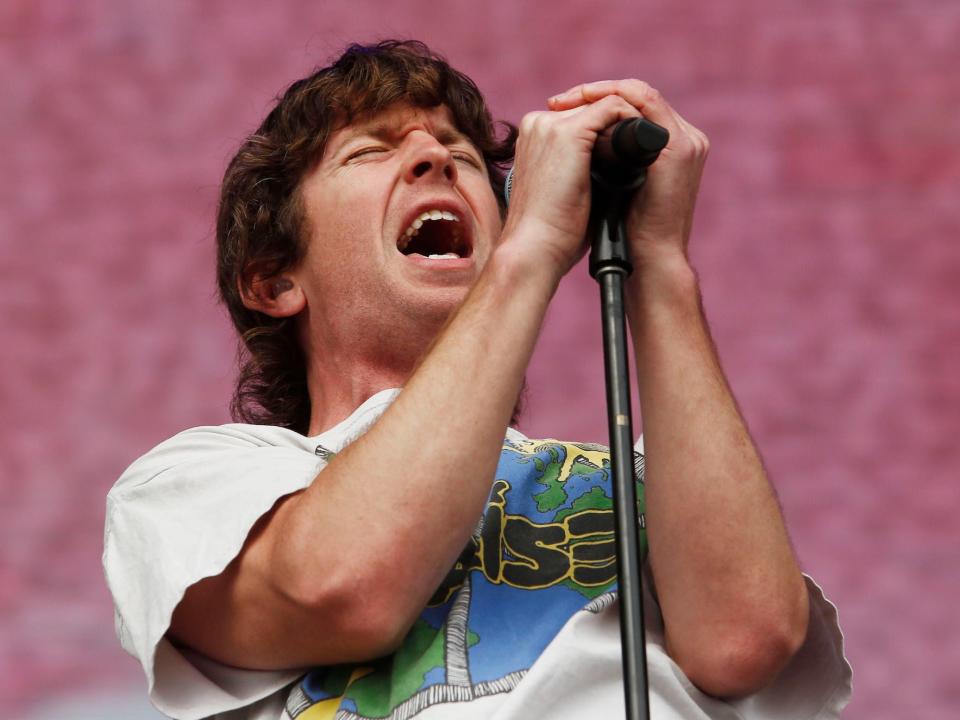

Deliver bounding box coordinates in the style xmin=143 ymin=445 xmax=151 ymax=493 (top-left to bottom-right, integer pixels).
xmin=397 ymin=209 xmax=472 ymax=259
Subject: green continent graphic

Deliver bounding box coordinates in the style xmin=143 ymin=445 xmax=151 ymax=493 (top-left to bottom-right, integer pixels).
xmin=338 ymin=619 xmax=480 ymax=717
xmin=527 ymin=443 xmax=612 ymax=513
xmin=530 ymin=447 xmax=566 ymax=512
xmin=347 ymin=619 xmax=444 ymax=716
xmin=555 ymin=485 xmax=613 ymax=520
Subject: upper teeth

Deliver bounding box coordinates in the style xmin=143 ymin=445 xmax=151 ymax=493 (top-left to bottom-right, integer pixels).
xmin=399 ymin=209 xmax=461 ymax=250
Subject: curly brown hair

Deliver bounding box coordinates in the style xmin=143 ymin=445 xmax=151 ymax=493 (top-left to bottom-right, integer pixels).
xmin=216 ymin=40 xmax=517 ymax=434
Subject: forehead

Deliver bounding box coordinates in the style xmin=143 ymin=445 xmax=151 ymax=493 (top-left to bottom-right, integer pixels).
xmin=324 ymin=104 xmax=470 ymax=155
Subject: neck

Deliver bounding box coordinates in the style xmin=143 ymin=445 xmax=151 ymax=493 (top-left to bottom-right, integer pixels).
xmin=301 ymin=312 xmax=444 ymax=436
xmin=305 ymin=354 xmax=412 ymax=436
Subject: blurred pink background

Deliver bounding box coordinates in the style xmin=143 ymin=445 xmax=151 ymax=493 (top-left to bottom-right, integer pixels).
xmin=2 ymin=1 xmax=958 ymax=718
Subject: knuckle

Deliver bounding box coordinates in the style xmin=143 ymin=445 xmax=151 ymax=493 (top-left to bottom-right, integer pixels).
xmin=601 ymin=94 xmax=632 ymax=112
xmin=519 ymin=111 xmax=543 ymax=132
xmin=689 ymin=126 xmax=710 ymax=153
xmin=671 ymin=136 xmax=695 ymax=157
xmin=544 ymin=120 xmax=565 ymax=141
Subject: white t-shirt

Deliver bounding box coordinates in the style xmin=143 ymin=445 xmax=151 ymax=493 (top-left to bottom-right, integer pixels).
xmin=103 ymin=389 xmax=851 ymax=720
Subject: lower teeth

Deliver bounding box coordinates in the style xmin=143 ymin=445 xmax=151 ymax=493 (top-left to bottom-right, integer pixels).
xmin=427 ymin=253 xmax=459 ymax=259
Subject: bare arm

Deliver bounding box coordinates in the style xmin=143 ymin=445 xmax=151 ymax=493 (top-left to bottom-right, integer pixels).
xmin=171 ymin=245 xmax=559 ymax=669
xmin=630 ymin=258 xmax=808 ymax=697
xmin=550 ymin=81 xmax=809 ymax=697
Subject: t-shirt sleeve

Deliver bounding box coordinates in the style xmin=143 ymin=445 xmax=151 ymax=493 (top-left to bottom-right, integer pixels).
xmin=102 ymin=425 xmax=325 ymax=720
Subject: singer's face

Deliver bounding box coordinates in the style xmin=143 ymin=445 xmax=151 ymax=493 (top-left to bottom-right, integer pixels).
xmin=294 ymin=104 xmax=503 ymax=334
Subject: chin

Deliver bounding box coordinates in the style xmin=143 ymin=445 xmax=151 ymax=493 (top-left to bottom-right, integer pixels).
xmin=401 ymin=286 xmax=468 ymax=326
xmin=422 ymin=292 xmax=468 ymax=322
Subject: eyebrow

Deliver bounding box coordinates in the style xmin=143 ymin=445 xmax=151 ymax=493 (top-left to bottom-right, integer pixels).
xmin=335 ymin=119 xmax=474 ymax=154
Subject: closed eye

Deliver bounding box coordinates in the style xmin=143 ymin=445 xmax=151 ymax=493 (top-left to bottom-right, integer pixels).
xmin=452 ymin=152 xmax=482 ymax=169
xmin=346 ymin=146 xmax=388 ymax=162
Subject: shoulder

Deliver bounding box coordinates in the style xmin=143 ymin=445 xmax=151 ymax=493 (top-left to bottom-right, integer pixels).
xmin=107 ymin=423 xmax=320 ymax=502
xmin=158 ymin=422 xmax=317 ymax=452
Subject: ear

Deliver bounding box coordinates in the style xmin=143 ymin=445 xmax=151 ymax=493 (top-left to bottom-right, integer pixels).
xmin=239 ymin=273 xmax=306 ymax=318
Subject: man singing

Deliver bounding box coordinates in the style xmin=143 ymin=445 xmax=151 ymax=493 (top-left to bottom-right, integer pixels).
xmin=104 ymin=40 xmax=850 ymax=719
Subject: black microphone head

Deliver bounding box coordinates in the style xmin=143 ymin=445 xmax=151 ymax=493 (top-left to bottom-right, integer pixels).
xmin=591 ymin=118 xmax=670 ymax=189
xmin=611 ymin=118 xmax=669 ymax=167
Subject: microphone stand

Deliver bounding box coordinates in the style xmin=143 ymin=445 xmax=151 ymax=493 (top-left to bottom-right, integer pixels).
xmin=587 ymin=118 xmax=668 ymax=720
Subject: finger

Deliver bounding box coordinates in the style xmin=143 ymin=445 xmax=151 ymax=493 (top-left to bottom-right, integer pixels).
xmin=521 ymin=95 xmax=641 ymax=142
xmin=562 ymin=93 xmax=642 ymax=137
xmin=548 ymin=80 xmax=620 ymax=110
xmin=550 ymin=79 xmax=680 ymax=137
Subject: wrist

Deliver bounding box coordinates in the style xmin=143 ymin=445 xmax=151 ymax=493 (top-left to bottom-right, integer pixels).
xmin=489 ymin=221 xmax=568 ymax=293
xmin=626 ymin=248 xmax=700 ymax=313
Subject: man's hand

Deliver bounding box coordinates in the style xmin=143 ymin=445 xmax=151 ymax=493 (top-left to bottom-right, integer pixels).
xmin=502 ymin=91 xmax=645 ymax=276
xmin=547 ymin=80 xmax=709 ymax=270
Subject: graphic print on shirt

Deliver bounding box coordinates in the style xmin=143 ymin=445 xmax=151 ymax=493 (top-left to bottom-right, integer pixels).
xmin=285 ymin=439 xmax=646 ymax=720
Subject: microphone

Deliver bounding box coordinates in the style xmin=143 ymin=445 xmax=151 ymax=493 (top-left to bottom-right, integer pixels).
xmin=504 ymin=117 xmax=669 ymax=202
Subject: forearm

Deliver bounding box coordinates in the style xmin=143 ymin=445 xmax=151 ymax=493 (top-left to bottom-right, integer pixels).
xmin=627 ymin=251 xmax=808 ymax=696
xmin=267 ymin=238 xmax=561 ymax=644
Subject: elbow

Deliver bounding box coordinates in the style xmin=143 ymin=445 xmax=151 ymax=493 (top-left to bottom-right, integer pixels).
xmin=684 ymin=624 xmax=806 ymax=698
xmin=282 ymin=562 xmax=417 ymax=662
xmin=678 ymin=592 xmax=810 ymax=698
xmin=337 ymin=590 xmax=417 ymax=660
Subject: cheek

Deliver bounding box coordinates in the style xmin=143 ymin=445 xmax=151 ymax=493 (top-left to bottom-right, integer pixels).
xmin=480 ymin=197 xmax=504 ymax=246
xmin=303 ymin=205 xmax=378 ymax=271
xmin=463 ymin=180 xmax=504 ymax=245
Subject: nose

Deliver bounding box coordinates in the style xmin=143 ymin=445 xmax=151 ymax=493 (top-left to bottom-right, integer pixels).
xmin=402 ymin=133 xmax=458 ymax=185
